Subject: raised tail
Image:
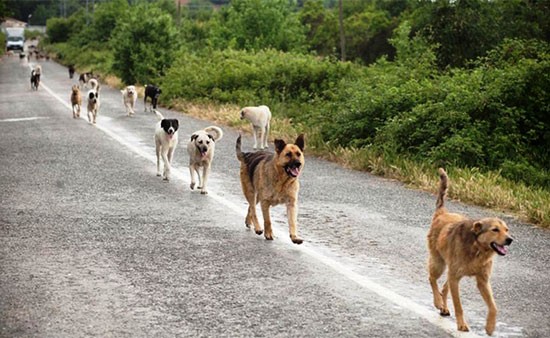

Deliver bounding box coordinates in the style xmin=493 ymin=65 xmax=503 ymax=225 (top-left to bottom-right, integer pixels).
xmin=236 ymin=134 xmax=244 ymax=162
xmin=436 ymin=168 xmax=448 ymax=210
xmin=204 ymin=126 xmax=223 ymax=142
xmin=154 ymin=110 xmax=164 ymax=121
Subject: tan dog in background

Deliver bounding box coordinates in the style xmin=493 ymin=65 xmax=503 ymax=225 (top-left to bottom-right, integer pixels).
xmin=121 ymin=85 xmax=137 ymax=116
xmin=70 ymin=85 xmax=81 ymax=118
xmin=186 ymin=126 xmax=223 ymax=195
xmin=239 ymin=105 xmax=272 ymax=149
xmin=427 ymin=168 xmax=513 ymax=335
xmin=236 ymin=134 xmax=305 ymax=244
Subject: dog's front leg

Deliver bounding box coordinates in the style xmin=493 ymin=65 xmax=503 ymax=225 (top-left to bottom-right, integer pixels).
xmin=260 ymin=201 xmax=273 ymax=240
xmin=449 ymin=276 xmax=469 ymax=332
xmin=199 ymin=165 xmax=210 ymax=194
xmin=161 ymin=150 xmax=171 ymax=181
xmin=476 ymin=274 xmax=497 ymax=335
xmin=286 ymin=200 xmax=303 ymax=244
xmin=252 ymin=126 xmax=259 ymax=149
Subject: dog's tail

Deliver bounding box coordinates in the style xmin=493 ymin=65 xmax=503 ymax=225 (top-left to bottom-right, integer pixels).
xmin=204 ymin=126 xmax=223 ymax=142
xmin=236 ymin=134 xmax=245 ymax=162
xmin=154 ymin=110 xmax=164 ymax=121
xmin=436 ymin=168 xmax=448 ymax=210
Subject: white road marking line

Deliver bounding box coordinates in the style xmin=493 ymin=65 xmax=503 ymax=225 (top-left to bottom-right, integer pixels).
xmin=39 ymin=79 xmax=484 ymax=338
xmin=0 ymin=117 xmax=49 ymax=122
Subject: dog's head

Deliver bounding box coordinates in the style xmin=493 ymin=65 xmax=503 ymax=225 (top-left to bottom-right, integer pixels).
xmin=191 ymin=132 xmax=216 ymax=158
xmin=126 ymin=85 xmax=136 ymax=97
xmin=88 ymin=90 xmax=99 ymax=104
xmin=72 ymin=85 xmax=80 ymax=94
xmin=472 ymin=218 xmax=513 ymax=256
xmin=274 ymin=134 xmax=305 ymax=178
xmin=161 ymin=119 xmax=179 ymax=139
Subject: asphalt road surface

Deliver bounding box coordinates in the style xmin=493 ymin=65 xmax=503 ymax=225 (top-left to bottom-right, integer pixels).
xmin=1 ymin=55 xmax=549 ymax=338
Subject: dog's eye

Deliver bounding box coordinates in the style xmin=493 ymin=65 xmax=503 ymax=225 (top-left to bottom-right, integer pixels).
xmin=198 ymin=140 xmax=203 ymax=144
xmin=285 ymin=152 xmax=292 ymax=158
xmin=492 ymin=228 xmax=500 ymax=232
xmin=295 ymin=151 xmax=302 ymax=157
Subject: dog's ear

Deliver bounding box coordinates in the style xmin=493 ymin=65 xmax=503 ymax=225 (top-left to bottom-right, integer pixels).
xmin=190 ymin=134 xmax=198 ymax=142
xmin=88 ymin=92 xmax=94 ymax=100
xmin=294 ymin=134 xmax=305 ymax=151
xmin=472 ymin=221 xmax=486 ymax=235
xmin=274 ymin=139 xmax=286 ymax=154
xmin=208 ymin=134 xmax=215 ymax=141
xmin=173 ymin=119 xmax=179 ymax=130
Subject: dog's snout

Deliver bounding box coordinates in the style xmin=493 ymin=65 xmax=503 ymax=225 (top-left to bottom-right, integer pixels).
xmin=505 ymin=237 xmax=513 ymax=245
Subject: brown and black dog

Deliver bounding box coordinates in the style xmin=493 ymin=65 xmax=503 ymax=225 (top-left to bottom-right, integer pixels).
xmin=235 ymin=134 xmax=305 ymax=244
xmin=427 ymin=168 xmax=513 ymax=335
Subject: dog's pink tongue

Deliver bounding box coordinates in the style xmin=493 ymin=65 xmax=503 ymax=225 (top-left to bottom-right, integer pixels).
xmin=290 ymin=167 xmax=301 ymax=177
xmin=496 ymin=244 xmax=508 ymax=255
xmin=201 ymin=151 xmax=207 ymax=158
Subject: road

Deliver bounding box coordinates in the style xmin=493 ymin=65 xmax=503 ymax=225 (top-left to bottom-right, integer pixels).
xmin=0 ymin=55 xmax=548 ymax=338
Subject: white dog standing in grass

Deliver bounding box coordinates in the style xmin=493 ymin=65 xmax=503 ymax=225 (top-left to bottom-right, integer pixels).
xmin=121 ymin=85 xmax=137 ymax=116
xmin=240 ymin=105 xmax=272 ymax=149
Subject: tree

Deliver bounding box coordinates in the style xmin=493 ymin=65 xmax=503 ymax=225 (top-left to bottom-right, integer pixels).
xmin=210 ymin=0 xmax=306 ymax=52
xmin=111 ymin=4 xmax=178 ymax=85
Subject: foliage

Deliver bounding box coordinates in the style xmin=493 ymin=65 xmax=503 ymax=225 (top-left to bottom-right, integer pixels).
xmin=161 ymin=47 xmax=352 ymax=108
xmin=110 ymin=4 xmax=178 ymax=85
xmin=209 ymin=0 xmax=307 ymax=52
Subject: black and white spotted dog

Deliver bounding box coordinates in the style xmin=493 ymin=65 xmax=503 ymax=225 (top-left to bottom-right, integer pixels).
xmin=144 ymin=84 xmax=162 ymax=112
xmin=154 ymin=110 xmax=179 ymax=181
xmin=87 ymin=90 xmax=100 ymax=125
xmin=30 ymin=65 xmax=41 ymax=91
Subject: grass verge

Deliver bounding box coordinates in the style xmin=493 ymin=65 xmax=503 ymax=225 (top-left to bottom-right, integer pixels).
xmin=171 ymin=100 xmax=550 ymax=228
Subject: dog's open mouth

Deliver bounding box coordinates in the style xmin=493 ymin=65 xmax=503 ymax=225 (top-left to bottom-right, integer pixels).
xmin=284 ymin=162 xmax=301 ymax=178
xmin=491 ymin=242 xmax=509 ymax=256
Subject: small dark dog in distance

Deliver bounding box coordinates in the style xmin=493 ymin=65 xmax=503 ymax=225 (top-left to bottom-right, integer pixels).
xmin=144 ymin=84 xmax=162 ymax=112
xmin=68 ymin=65 xmax=75 ymax=79
xmin=30 ymin=65 xmax=41 ymax=91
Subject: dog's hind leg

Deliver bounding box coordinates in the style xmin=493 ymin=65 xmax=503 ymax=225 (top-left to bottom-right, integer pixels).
xmin=161 ymin=149 xmax=171 ymax=181
xmin=476 ymin=273 xmax=497 ymax=335
xmin=428 ymin=255 xmax=449 ymax=315
xmin=189 ymin=164 xmax=198 ymax=190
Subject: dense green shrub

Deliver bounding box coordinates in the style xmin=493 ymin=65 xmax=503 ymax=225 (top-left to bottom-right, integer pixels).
xmin=161 ymin=48 xmax=353 ymax=108
xmin=110 ymin=4 xmax=178 ymax=85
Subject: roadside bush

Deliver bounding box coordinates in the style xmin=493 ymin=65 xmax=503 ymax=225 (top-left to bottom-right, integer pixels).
xmin=161 ymin=48 xmax=353 ymax=111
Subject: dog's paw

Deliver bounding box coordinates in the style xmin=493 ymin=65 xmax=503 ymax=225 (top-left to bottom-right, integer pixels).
xmin=190 ymin=182 xmax=195 ymax=190
xmin=200 ymin=190 xmax=208 ymax=195
xmin=457 ymin=323 xmax=470 ymax=332
xmin=290 ymin=236 xmax=303 ymax=245
xmin=163 ymin=177 xmax=169 ymax=182
xmin=439 ymin=308 xmax=450 ymax=316
xmin=264 ymin=233 xmax=273 ymax=240
xmin=255 ymin=230 xmax=263 ymax=236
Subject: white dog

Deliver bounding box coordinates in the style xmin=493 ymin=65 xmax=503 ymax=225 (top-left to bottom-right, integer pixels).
xmin=186 ymin=126 xmax=223 ymax=194
xmin=121 ymin=85 xmax=137 ymax=116
xmin=155 ymin=110 xmax=179 ymax=181
xmin=240 ymin=105 xmax=272 ymax=149
xmin=86 ymin=89 xmax=100 ymax=124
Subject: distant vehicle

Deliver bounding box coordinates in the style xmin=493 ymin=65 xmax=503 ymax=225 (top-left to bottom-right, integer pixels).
xmin=5 ymin=27 xmax=25 ymax=51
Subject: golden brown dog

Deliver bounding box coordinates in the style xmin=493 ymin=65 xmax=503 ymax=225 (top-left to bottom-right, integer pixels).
xmin=70 ymin=85 xmax=81 ymax=118
xmin=427 ymin=168 xmax=513 ymax=335
xmin=235 ymin=134 xmax=305 ymax=244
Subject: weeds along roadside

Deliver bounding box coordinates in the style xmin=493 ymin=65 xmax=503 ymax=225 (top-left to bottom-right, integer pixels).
xmin=171 ymin=100 xmax=550 ymax=229
xmin=42 ymin=45 xmax=549 ymax=229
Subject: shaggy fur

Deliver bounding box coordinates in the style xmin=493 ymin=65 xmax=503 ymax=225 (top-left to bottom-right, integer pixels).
xmin=236 ymin=134 xmax=305 ymax=244
xmin=427 ymin=168 xmax=513 ymax=335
